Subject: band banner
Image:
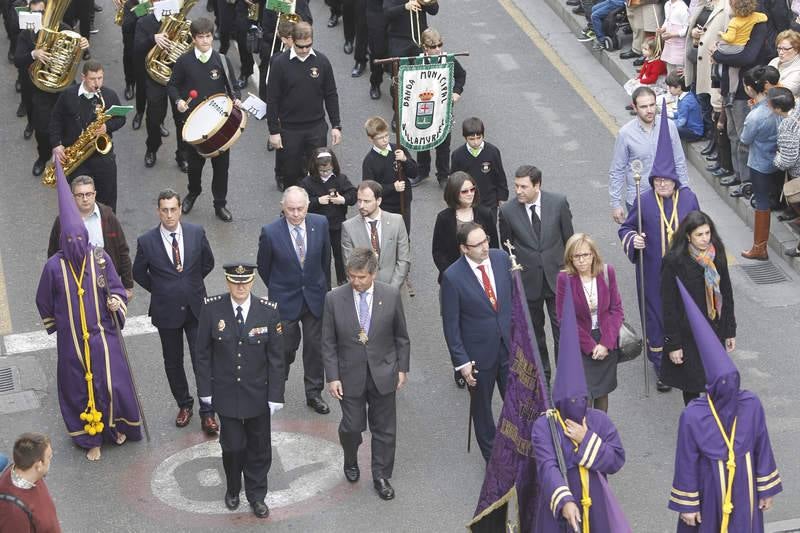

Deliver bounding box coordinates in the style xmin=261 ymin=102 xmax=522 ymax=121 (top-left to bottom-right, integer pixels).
xmin=397 ymin=55 xmax=454 ymax=152
xmin=266 ymin=0 xmax=294 ymax=14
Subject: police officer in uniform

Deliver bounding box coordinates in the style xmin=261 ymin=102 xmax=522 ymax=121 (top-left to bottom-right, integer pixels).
xmin=195 ymin=262 xmax=286 ymax=519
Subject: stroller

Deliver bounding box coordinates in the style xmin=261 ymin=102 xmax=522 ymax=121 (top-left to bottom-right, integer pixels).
xmin=599 ymin=6 xmax=631 ymax=51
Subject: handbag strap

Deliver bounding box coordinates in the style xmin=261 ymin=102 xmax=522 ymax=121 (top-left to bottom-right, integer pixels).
xmin=0 ymin=492 xmax=36 ymax=532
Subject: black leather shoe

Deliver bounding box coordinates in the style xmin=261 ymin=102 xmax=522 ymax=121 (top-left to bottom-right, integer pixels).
xmin=327 ymin=13 xmax=339 ymax=27
xmin=633 ymin=57 xmax=645 ymax=67
xmin=160 ymin=124 xmax=169 ymax=137
xmin=145 ymin=151 xmax=156 ymax=167
xmin=132 ymin=112 xmax=143 ymax=130
xmin=16 ymin=102 xmax=26 ymax=118
xmin=719 ymin=175 xmax=740 ymax=186
xmin=125 ymin=83 xmax=135 ymax=100
xmin=705 ymin=153 xmax=719 ymax=162
xmin=344 ymin=463 xmax=360 ymax=482
xmin=176 ymin=156 xmax=189 ymax=173
xmin=373 ymin=478 xmax=395 ymax=500
xmin=729 ymin=185 xmax=747 ymax=198
xmin=705 ymin=163 xmax=720 ymax=172
xmin=306 ymin=397 xmax=330 ymax=414
xmin=656 ymin=379 xmax=672 ymax=393
xmin=343 ymin=41 xmax=353 ymax=54
xmin=566 ymin=0 xmax=580 ymax=5
xmin=619 ymin=49 xmax=641 ymax=60
xmin=32 ymin=158 xmax=46 ymax=177
xmin=713 ymin=168 xmax=733 ymax=178
xmin=215 ymin=206 xmax=233 ymax=222
xmin=351 ymin=62 xmax=366 ymax=77
xmin=275 ymin=175 xmax=285 ymax=191
xmin=182 ymin=193 xmax=198 ymax=214
xmin=572 ymin=6 xmax=584 ymax=14
xmin=700 ymin=140 xmax=716 ymax=155
xmin=251 ymin=501 xmax=269 ymax=518
xmin=370 ymin=85 xmax=381 ymax=100
xmin=225 ymin=492 xmax=240 ymax=510
xmin=235 ymin=76 xmax=248 ymax=90
xmin=23 ymin=123 xmax=33 ymax=140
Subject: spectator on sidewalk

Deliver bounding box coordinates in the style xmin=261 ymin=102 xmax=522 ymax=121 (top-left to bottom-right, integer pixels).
xmin=626 ymin=0 xmax=665 ymax=67
xmin=768 ymin=86 xmax=800 ymax=239
xmin=666 ymin=72 xmax=705 ymax=141
xmin=623 ymin=38 xmax=668 ymax=98
xmin=589 ymin=0 xmax=626 ymax=50
xmin=769 ymin=30 xmax=800 ymax=96
xmin=657 ymin=0 xmax=689 ymax=72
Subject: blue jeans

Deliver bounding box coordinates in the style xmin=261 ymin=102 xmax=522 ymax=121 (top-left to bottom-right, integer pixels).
xmin=749 ymin=168 xmax=782 ymax=210
xmin=591 ymin=0 xmax=625 ymax=42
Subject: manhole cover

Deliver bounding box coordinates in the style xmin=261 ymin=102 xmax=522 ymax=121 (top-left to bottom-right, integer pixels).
xmin=739 ymin=262 xmax=790 ymax=285
xmin=0 ymin=366 xmax=21 ymax=394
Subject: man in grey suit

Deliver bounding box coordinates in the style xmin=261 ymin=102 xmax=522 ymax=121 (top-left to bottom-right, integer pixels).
xmin=341 ymin=180 xmax=410 ymax=290
xmin=499 ymin=165 xmax=574 ymax=383
xmin=321 ymin=248 xmax=411 ymax=501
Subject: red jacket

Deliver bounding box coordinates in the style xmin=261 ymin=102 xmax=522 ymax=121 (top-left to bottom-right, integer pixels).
xmin=637 ymin=58 xmax=667 ymax=85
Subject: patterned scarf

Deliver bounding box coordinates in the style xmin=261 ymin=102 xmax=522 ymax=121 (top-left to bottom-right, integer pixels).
xmin=688 ymin=243 xmax=722 ymax=320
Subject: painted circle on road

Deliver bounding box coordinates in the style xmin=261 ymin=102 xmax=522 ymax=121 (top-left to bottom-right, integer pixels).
xmin=150 ymin=430 xmax=343 ymax=515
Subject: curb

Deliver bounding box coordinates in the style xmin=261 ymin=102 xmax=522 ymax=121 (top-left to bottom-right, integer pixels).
xmin=540 ymin=0 xmax=800 ymax=273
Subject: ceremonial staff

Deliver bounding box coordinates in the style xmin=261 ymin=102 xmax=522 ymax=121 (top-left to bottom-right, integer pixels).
xmin=374 ymin=51 xmax=470 ymax=219
xmin=94 ymin=247 xmax=151 ymax=441
xmin=631 ymin=159 xmax=650 ymax=397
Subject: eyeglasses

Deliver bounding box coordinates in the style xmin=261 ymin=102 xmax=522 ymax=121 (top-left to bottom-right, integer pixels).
xmin=572 ymin=252 xmax=593 ymax=262
xmin=653 ymin=177 xmax=673 ymax=185
xmin=424 ymin=42 xmax=443 ymax=49
xmin=294 ymin=42 xmax=313 ymax=50
xmin=373 ymin=133 xmax=390 ymax=141
xmin=777 ymin=46 xmax=795 ymax=52
xmin=460 ymin=187 xmax=476 ymax=194
xmin=464 ymin=238 xmax=488 ymax=248
xmin=73 ymin=192 xmax=96 ymax=199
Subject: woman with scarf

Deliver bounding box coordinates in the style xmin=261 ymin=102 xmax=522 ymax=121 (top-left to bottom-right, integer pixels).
xmin=660 ymin=211 xmax=736 ymax=406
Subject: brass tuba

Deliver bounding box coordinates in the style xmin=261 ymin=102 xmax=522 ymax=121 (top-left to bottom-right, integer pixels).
xmin=42 ymin=93 xmax=112 ymax=186
xmin=410 ymin=0 xmax=437 ymax=47
xmin=145 ymin=0 xmax=198 ymax=86
xmin=29 ymin=0 xmax=84 ymax=93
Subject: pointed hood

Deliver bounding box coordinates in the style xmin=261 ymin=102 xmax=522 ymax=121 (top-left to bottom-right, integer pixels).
xmin=56 ymin=160 xmax=90 ymax=267
xmin=552 ymin=285 xmax=588 ymax=423
xmin=676 ymin=278 xmax=740 ymax=425
xmin=648 ymin=99 xmax=679 ymax=188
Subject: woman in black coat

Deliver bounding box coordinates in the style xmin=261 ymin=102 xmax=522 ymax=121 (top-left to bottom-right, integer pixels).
xmin=432 ymin=171 xmax=499 ymax=387
xmin=660 ymin=210 xmax=736 ymax=405
xmin=300 ymin=147 xmax=357 ymax=285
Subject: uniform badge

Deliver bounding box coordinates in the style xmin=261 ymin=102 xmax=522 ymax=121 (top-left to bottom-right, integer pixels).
xmin=276 ymin=322 xmax=283 ymax=335
xmin=210 ymin=69 xmax=220 ymax=80
xmin=481 ymin=162 xmax=491 ymax=174
xmin=309 ymin=67 xmax=319 ymax=78
xmin=218 ymin=320 xmax=226 ymax=332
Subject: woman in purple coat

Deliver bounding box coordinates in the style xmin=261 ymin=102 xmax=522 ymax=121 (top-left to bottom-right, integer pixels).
xmin=556 ymin=233 xmax=624 ymax=413
xmin=532 ymin=288 xmax=631 ymax=532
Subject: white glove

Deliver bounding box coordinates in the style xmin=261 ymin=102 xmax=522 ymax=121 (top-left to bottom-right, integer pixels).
xmin=200 ymin=396 xmax=212 ymax=405
xmin=268 ymin=402 xmax=284 ymax=416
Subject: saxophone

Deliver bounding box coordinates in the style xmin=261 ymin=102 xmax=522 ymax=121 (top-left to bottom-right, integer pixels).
xmin=145 ymin=0 xmax=198 ymax=86
xmin=42 ymin=93 xmax=113 ymax=187
xmin=29 ymin=0 xmax=84 ymax=93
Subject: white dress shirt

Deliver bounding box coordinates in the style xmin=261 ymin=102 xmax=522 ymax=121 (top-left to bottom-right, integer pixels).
xmin=83 ymin=203 xmax=104 ymax=248
xmin=160 ymin=223 xmax=184 ymax=267
xmin=289 ymin=47 xmax=316 ymax=62
xmin=525 ymin=197 xmax=541 ymax=225
xmin=77 ymin=82 xmax=97 ymax=99
xmin=231 ymin=295 xmax=251 ymax=323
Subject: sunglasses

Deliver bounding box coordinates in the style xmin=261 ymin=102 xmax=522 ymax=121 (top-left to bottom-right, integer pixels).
xmin=460 ymin=187 xmax=476 ymax=194
xmin=295 ymin=42 xmax=313 ymax=50
xmin=424 ymin=42 xmax=443 ymax=49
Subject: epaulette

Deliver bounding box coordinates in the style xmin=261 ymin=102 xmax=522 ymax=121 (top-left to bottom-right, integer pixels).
xmin=258 ymin=298 xmax=278 ymax=309
xmin=203 ymin=294 xmax=225 ymax=304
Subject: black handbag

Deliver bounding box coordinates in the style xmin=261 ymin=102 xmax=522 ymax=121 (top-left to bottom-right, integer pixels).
xmin=603 ymin=265 xmax=643 ymax=363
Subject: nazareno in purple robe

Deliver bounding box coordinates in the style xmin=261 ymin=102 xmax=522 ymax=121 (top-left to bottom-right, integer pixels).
xmin=531 ymin=408 xmax=627 ymax=532
xmin=669 ymin=391 xmax=782 ymax=533
xmin=36 ymin=249 xmax=142 ymax=449
xmin=618 ymin=186 xmax=699 ymax=373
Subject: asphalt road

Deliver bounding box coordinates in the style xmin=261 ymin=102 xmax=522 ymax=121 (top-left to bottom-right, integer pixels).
xmin=0 ymin=0 xmax=798 ymax=531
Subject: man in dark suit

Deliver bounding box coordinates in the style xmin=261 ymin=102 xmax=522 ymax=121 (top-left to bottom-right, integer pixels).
xmin=50 ymin=61 xmax=125 ymax=211
xmin=322 ymin=248 xmax=410 ymax=500
xmin=195 ymin=262 xmax=285 ymax=519
xmin=257 ymin=186 xmax=332 ymax=415
xmin=499 ymin=165 xmax=574 ymax=384
xmin=132 ymin=188 xmax=217 ymax=434
xmin=441 ymin=222 xmax=512 ymax=461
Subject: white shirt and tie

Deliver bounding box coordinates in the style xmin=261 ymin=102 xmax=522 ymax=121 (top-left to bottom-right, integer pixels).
xmin=287 ymin=219 xmax=307 ymax=264
xmin=454 ymin=256 xmax=498 ymax=371
xmin=160 ymin=223 xmax=184 ymax=267
xmin=353 ymin=284 xmax=374 ymax=331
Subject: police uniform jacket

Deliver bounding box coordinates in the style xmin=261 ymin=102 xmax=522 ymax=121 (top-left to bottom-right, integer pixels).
xmin=195 ymin=294 xmax=286 ymax=419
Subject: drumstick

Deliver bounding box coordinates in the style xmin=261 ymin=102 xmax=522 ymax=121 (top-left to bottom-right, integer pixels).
xmin=185 ymin=89 xmax=198 ymax=106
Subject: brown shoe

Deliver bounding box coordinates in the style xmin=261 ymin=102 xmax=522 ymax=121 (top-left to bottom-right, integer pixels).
xmin=201 ymin=415 xmax=219 ymax=435
xmin=175 ymin=407 xmax=193 ymax=427
xmin=742 ymin=209 xmax=770 ymax=261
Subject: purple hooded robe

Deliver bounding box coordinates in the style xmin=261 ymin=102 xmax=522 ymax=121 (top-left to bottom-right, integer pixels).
xmin=35 ymin=161 xmax=142 ymax=449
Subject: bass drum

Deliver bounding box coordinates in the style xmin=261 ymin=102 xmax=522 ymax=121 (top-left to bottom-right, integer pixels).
xmin=182 ymin=93 xmax=247 ymax=158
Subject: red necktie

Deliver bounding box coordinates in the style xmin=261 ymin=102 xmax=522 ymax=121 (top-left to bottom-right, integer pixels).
xmin=477 ymin=265 xmax=498 ymax=311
